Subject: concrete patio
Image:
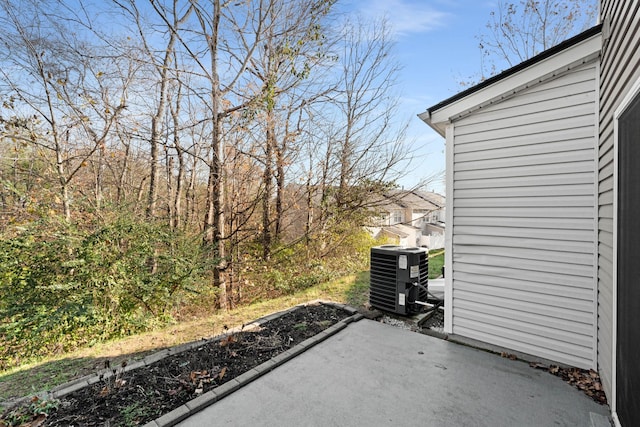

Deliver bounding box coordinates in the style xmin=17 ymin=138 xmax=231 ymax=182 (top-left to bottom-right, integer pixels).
xmin=177 ymin=317 xmax=611 ymax=427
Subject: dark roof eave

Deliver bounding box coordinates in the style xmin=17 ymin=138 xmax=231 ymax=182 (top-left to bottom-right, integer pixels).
xmin=426 ymin=24 xmax=602 ymax=115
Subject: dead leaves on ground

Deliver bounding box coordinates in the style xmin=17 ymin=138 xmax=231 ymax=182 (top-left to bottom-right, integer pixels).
xmin=167 ymin=366 xmax=229 ymax=397
xmin=0 ymin=396 xmax=56 ymax=427
xmin=0 ymin=414 xmax=46 ymax=427
xmin=98 ymin=378 xmax=127 ymax=397
xmin=500 ymin=352 xmax=517 ymax=360
xmin=500 ymin=353 xmax=607 ymax=405
xmin=528 ymin=362 xmax=607 ymax=404
xmin=219 ymin=334 xmax=237 ymax=347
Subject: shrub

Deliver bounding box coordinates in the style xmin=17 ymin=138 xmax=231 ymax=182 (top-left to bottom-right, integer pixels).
xmin=238 ymin=228 xmax=376 ymax=303
xmin=0 ymin=216 xmax=204 ymax=369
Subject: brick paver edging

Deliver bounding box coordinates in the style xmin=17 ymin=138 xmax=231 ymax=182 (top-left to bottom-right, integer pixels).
xmin=143 ymin=300 xmax=363 ymax=427
xmin=16 ymin=301 xmax=362 ymax=426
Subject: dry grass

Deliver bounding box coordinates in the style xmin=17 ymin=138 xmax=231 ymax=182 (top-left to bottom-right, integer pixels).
xmin=0 ymin=272 xmax=369 ymax=403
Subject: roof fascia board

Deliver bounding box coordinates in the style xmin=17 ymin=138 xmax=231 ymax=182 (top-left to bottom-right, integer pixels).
xmin=420 ymin=30 xmax=602 ymax=136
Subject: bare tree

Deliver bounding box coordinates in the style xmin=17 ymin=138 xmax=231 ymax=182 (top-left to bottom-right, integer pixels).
xmin=142 ymin=0 xmax=274 ymax=307
xmin=331 ymin=17 xmax=410 ymax=211
xmin=0 ymin=0 xmax=129 ymax=221
xmin=244 ymin=0 xmax=334 ymax=259
xmin=477 ymin=0 xmax=598 ymax=78
xmin=112 ymin=0 xmax=193 ymax=219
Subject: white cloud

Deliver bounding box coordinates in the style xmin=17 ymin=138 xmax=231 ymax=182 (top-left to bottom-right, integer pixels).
xmin=356 ymin=0 xmax=449 ymax=36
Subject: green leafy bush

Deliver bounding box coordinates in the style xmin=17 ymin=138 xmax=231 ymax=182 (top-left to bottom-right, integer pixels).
xmin=240 ymin=228 xmax=376 ymax=303
xmin=0 ymin=216 xmax=204 ymax=369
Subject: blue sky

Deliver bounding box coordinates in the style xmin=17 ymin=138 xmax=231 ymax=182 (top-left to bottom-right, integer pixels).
xmin=341 ymin=0 xmax=599 ymax=194
xmin=330 ymin=0 xmax=504 ymax=193
xmin=340 ymin=0 xmax=500 ymax=194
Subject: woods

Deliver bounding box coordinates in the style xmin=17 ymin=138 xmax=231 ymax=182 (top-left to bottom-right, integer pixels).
xmin=0 ymin=0 xmax=411 ymax=367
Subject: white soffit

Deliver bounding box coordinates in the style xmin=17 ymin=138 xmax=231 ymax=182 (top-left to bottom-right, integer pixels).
xmin=420 ymin=32 xmax=602 ymax=136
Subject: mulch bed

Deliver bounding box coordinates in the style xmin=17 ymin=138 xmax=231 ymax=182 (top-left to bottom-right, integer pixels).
xmin=1 ymin=303 xmax=350 ymax=427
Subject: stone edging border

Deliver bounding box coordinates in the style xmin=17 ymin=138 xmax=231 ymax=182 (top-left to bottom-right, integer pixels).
xmin=143 ymin=301 xmax=364 ymax=427
xmin=12 ymin=301 xmax=363 ymax=426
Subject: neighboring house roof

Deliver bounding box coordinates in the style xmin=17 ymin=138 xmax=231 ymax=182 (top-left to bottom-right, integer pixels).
xmin=382 ymin=189 xmax=442 ymax=212
xmin=412 ymin=190 xmax=445 ymax=208
xmin=424 ymin=222 xmax=445 ymax=232
xmin=381 ymin=225 xmax=410 ymax=238
xmin=419 ymin=24 xmax=602 ymax=136
xmin=381 ymin=223 xmax=422 ymax=239
xmin=369 ymin=196 xmax=406 ymax=212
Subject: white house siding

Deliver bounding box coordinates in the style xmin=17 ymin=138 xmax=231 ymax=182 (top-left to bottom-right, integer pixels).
xmin=450 ymin=61 xmax=598 ymax=369
xmin=598 ymin=0 xmax=640 ymax=401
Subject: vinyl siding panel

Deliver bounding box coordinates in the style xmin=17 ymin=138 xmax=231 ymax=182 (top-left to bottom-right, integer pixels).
xmin=598 ymin=0 xmax=640 ymax=400
xmin=455 ymin=184 xmax=594 ymax=198
xmin=451 ymin=61 xmax=597 ymax=369
xmin=456 ymin=127 xmax=595 ymax=152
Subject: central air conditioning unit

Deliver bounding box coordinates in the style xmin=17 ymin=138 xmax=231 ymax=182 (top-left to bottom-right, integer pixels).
xmin=369 ymin=245 xmax=429 ymax=315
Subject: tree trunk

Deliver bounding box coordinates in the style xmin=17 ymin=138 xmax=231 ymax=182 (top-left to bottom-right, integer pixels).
xmin=305 ymin=163 xmax=314 ymax=251
xmin=147 ymin=18 xmax=179 ymax=219
xmin=173 ymin=148 xmax=184 ymax=230
xmin=170 ymin=95 xmax=185 ymax=230
xmin=116 ymin=137 xmax=130 ymax=204
xmin=56 ymin=136 xmax=71 ymax=222
xmin=146 ymin=116 xmax=159 ymax=218
xmin=94 ymin=146 xmax=104 ymax=212
xmin=262 ymin=115 xmax=274 ymax=260
xmin=165 ymin=148 xmax=174 ymax=224
xmin=274 ymin=141 xmax=285 ymax=240
xmin=201 ymin=0 xmax=228 ymax=309
xmin=186 ymin=152 xmax=197 ymax=230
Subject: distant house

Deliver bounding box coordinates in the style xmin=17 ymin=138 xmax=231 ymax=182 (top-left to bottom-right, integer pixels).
xmin=368 ymin=190 xmax=445 ymax=248
xmin=419 ymin=2 xmax=640 ymax=424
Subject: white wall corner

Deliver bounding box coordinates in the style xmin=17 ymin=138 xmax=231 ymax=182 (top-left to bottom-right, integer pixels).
xmin=592 ymin=60 xmax=601 ymax=371
xmin=444 ymin=123 xmax=454 ymax=334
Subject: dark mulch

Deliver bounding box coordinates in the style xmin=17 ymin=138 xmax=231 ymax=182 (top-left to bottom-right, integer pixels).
xmin=2 ymin=304 xmax=350 ymax=427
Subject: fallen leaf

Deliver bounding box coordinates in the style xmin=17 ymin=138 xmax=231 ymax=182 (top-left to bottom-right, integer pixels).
xmin=529 ymin=362 xmax=548 ymax=370
xmin=30 ymin=414 xmax=47 ymax=427
xmin=190 ymin=370 xmax=210 ymax=384
xmin=219 ymin=367 xmax=227 ymax=380
xmin=220 ymin=334 xmax=237 ymax=347
xmin=99 ymin=386 xmax=110 ymax=397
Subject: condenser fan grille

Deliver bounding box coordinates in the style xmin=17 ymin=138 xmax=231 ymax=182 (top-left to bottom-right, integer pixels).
xmin=369 ymin=252 xmax=398 ymax=312
xmin=369 ymin=245 xmax=429 ymax=315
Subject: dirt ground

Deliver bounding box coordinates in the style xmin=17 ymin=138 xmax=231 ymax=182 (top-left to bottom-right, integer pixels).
xmin=1 ymin=304 xmax=350 ymax=427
